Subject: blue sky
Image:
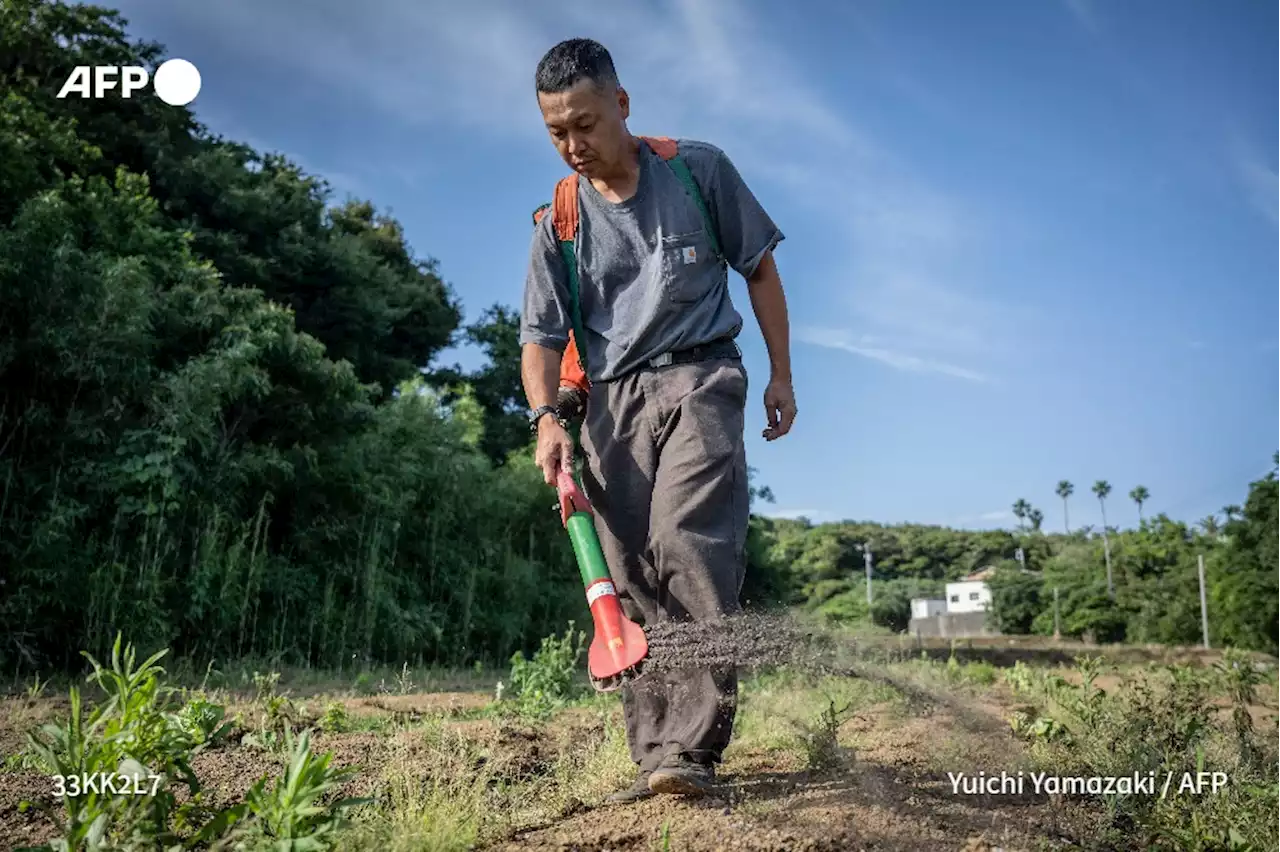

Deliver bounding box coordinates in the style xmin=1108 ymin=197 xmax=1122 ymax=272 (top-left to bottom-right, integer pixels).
xmin=104 ymin=0 xmax=1277 ymax=532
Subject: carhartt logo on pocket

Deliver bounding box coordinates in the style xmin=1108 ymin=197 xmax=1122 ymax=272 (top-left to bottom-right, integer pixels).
xmin=682 ymin=246 xmax=697 ymax=264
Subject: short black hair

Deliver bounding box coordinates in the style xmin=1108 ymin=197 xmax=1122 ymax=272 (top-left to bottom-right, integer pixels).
xmin=534 ymin=38 xmax=619 ymax=95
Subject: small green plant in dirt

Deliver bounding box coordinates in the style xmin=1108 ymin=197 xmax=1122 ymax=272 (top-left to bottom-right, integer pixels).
xmin=26 ymin=673 xmax=49 ymax=700
xmin=233 ymin=728 xmax=369 ymax=848
xmin=506 ymin=622 xmax=587 ymax=719
xmin=1008 ymin=710 xmax=1067 ymax=743
xmin=655 ymin=819 xmax=673 ymax=852
xmin=251 ymin=670 xmax=281 ymax=701
xmin=17 ymin=634 xmax=360 ymax=851
xmin=173 ymin=694 xmax=235 ymax=749
xmin=318 ymin=701 xmax=351 ymax=734
xmin=792 ymin=697 xmax=856 ymax=771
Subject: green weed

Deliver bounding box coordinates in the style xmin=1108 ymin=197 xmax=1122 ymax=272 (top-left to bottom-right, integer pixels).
xmin=505 ymin=622 xmax=587 ymax=719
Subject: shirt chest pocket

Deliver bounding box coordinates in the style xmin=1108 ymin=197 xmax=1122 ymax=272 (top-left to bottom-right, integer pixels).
xmin=660 ymin=230 xmax=719 ymax=303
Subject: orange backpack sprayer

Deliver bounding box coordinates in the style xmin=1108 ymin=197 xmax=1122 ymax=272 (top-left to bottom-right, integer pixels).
xmin=532 ymin=136 xmax=722 ymax=690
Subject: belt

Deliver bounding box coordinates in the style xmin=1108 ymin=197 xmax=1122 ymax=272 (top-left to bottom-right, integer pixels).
xmin=644 ymin=337 xmax=740 ymax=369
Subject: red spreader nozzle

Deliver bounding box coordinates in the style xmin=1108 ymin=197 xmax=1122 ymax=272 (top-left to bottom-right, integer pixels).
xmin=556 ymin=470 xmax=648 ymax=690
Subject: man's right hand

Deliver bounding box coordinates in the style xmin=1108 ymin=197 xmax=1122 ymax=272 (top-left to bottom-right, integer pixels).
xmin=535 ymin=416 xmax=575 ymax=485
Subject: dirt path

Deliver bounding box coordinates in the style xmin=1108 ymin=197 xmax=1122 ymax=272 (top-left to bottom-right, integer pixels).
xmin=489 ymin=688 xmax=1088 ymax=851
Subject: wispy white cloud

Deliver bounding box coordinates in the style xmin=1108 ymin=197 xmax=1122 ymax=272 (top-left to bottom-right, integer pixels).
xmin=797 ymin=326 xmax=993 ymax=384
xmin=947 ymin=509 xmax=1012 ymax=527
xmin=762 ymin=508 xmax=840 ymax=524
xmin=1232 ymin=152 xmax=1278 ymax=226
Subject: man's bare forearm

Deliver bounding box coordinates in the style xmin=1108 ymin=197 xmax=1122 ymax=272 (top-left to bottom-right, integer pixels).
xmin=521 ymin=342 xmax=563 ymax=410
xmin=746 ymin=251 xmax=792 ymax=382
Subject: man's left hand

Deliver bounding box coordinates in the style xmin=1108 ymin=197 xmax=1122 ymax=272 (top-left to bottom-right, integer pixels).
xmin=762 ymin=376 xmax=796 ymax=441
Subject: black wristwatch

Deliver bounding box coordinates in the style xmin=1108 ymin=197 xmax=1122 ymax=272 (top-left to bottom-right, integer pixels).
xmin=528 ymin=404 xmax=558 ymax=431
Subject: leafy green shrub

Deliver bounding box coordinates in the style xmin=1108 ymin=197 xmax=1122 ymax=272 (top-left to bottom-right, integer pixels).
xmin=319 ymin=702 xmax=351 ymax=734
xmin=507 ymin=622 xmax=586 ymax=718
xmin=987 ymin=563 xmax=1043 ymax=633
xmin=173 ymin=694 xmax=234 ymax=749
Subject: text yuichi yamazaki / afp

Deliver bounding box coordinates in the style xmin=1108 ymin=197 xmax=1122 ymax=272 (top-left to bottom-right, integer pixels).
xmin=947 ymin=770 xmax=1230 ymax=797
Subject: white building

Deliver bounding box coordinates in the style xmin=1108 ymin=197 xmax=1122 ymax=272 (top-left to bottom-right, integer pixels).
xmin=944 ymin=566 xmax=995 ymax=614
xmin=910 ymin=598 xmax=947 ymax=619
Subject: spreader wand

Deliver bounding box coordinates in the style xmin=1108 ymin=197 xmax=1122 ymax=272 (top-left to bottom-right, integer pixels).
xmin=555 ymin=468 xmax=648 ymax=691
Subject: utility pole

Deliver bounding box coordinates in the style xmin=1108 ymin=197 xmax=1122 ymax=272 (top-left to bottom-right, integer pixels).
xmin=1197 ymin=554 xmax=1210 ymax=649
xmin=1053 ymin=586 xmax=1060 ymax=640
xmin=863 ymin=544 xmax=874 ymax=606
xmin=1015 ymin=547 xmax=1025 ymax=570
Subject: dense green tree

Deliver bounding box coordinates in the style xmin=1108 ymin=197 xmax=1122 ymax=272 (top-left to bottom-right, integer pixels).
xmin=430 ymin=304 xmax=533 ymax=465
xmin=987 ymin=562 xmax=1042 ymax=634
xmin=1210 ymin=461 xmax=1278 ymax=654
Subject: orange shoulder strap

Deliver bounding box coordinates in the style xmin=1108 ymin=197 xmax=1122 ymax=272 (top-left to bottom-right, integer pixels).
xmin=560 ymin=333 xmax=589 ymax=393
xmin=639 ymin=135 xmax=678 ymax=160
xmin=552 ymin=173 xmax=580 ymax=240
xmin=545 ymin=173 xmax=588 ymax=392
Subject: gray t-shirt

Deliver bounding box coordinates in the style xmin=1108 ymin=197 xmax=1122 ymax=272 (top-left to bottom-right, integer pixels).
xmin=519 ymin=138 xmax=784 ymax=382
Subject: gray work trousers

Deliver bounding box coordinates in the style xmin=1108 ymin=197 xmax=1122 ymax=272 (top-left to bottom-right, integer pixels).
xmin=579 ymin=355 xmax=749 ymax=770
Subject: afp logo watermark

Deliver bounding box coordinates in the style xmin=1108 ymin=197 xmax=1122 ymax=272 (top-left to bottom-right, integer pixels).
xmin=57 ymin=59 xmax=201 ymax=106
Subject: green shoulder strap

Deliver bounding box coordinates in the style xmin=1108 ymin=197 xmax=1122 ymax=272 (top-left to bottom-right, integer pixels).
xmin=663 ymin=154 xmax=723 ymax=261
xmin=559 ymin=239 xmax=586 ymax=373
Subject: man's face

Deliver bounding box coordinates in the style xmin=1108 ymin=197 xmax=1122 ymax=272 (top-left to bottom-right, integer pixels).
xmin=537 ymin=79 xmax=629 ymax=179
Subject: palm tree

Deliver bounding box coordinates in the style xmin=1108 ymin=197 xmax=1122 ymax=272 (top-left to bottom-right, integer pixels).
xmin=1198 ymin=515 xmax=1221 ymax=537
xmin=1129 ymin=485 xmax=1150 ymax=523
xmin=1028 ymin=507 xmax=1044 ymax=532
xmin=1222 ymin=504 xmax=1241 ymax=524
xmin=1093 ymin=480 xmax=1114 ymax=598
xmin=1056 ymin=480 xmax=1074 ymax=534
xmin=1012 ymin=499 xmax=1031 ymax=532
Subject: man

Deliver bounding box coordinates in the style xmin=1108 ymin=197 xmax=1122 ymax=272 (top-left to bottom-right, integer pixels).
xmin=519 ymin=38 xmax=796 ymax=802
